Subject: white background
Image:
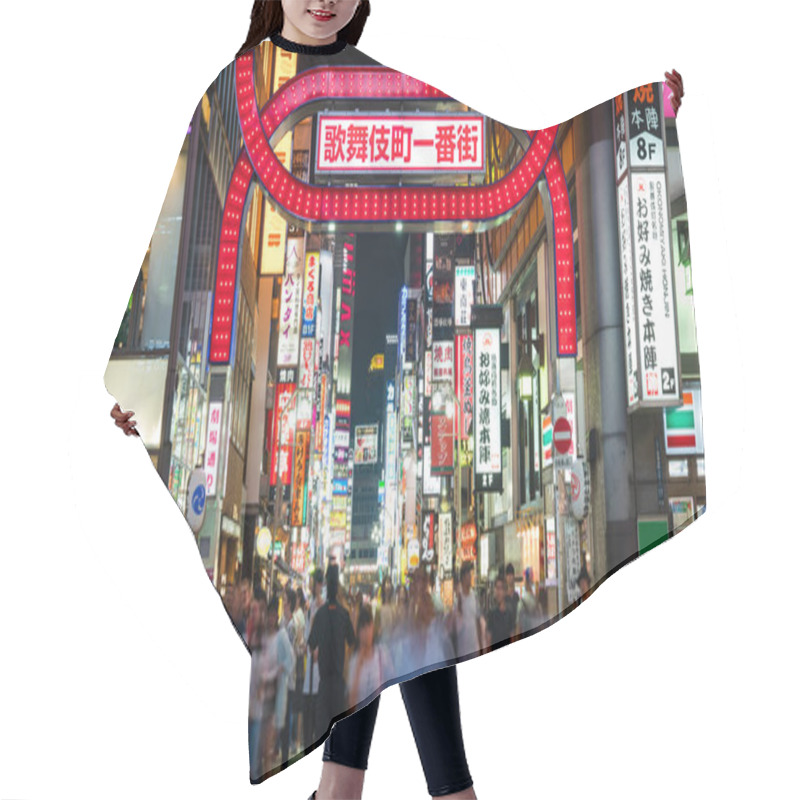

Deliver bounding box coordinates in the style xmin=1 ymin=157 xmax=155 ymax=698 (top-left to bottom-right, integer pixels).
xmin=1 ymin=1 xmax=797 ymax=798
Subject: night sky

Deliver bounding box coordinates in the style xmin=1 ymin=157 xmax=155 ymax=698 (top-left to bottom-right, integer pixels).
xmin=350 ymin=232 xmax=407 ymax=427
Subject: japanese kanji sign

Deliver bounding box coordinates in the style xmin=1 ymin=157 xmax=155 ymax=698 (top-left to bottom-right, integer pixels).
xmin=204 ymin=401 xmax=223 ymax=496
xmin=277 ymin=270 xmax=303 ymax=367
xmin=316 ymin=113 xmax=485 ymax=173
xmin=472 ymin=305 xmax=503 ymax=493
xmin=613 ymin=82 xmax=682 ymax=410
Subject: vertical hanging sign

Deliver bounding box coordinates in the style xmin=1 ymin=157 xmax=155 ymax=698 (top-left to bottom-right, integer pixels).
xmin=277 ymin=270 xmax=303 ymax=367
xmin=291 ymin=430 xmax=311 ymax=526
xmin=302 ymin=251 xmax=319 ymax=337
xmin=204 ymin=402 xmax=223 ymax=496
xmin=613 ymin=82 xmax=682 ymax=411
xmin=472 ymin=305 xmax=503 ymax=493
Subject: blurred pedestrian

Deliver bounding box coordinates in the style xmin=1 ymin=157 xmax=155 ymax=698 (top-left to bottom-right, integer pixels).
xmin=308 ymin=563 xmax=356 ymax=741
xmin=376 ymin=577 xmax=395 ymax=643
xmin=301 ymin=568 xmax=324 ymax=748
xmin=279 ymin=587 xmax=301 ymax=763
xmin=348 ymin=605 xmax=393 ymax=708
xmin=247 ymin=598 xmax=269 ymax=776
xmin=395 ymin=582 xmax=410 ymax=629
xmin=577 ymin=564 xmax=593 ymax=602
xmin=265 ymin=595 xmax=295 ymax=768
xmin=504 ymin=563 xmax=519 ymax=640
xmin=430 ymin=568 xmax=444 ymax=617
xmin=486 ymin=573 xmax=515 ymax=652
xmin=450 ymin=562 xmax=483 ymax=658
xmin=517 ymin=567 xmax=539 ymax=634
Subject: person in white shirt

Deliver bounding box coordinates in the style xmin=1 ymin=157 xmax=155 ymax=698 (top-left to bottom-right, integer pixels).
xmin=348 ymin=605 xmax=393 ymax=708
xmin=450 ymin=562 xmax=483 ymax=659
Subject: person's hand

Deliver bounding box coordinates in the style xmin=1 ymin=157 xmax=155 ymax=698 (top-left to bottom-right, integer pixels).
xmin=664 ymin=68 xmax=684 ymax=116
xmin=110 ymin=402 xmax=139 ymax=437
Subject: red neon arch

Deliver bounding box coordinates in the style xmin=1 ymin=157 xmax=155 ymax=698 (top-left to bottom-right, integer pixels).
xmin=209 ymin=53 xmax=576 ymax=362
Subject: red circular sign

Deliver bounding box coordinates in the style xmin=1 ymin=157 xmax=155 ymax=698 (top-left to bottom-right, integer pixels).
xmin=553 ymin=416 xmax=572 ymax=455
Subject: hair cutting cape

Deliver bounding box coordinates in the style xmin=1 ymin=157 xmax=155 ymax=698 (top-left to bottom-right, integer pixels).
xmin=104 ymin=33 xmax=706 ymax=784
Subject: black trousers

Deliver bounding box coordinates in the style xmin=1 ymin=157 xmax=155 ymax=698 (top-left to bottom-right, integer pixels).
xmin=322 ymin=665 xmax=473 ymax=797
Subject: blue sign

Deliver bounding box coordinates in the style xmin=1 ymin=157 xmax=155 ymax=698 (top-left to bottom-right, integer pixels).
xmin=191 ymin=484 xmax=206 ymax=516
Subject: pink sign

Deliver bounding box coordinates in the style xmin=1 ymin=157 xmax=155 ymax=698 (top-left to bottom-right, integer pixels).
xmin=317 ymin=114 xmax=485 ymax=173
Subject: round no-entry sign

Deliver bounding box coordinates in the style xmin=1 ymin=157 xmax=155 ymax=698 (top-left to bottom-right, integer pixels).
xmin=553 ymin=416 xmax=572 ymax=455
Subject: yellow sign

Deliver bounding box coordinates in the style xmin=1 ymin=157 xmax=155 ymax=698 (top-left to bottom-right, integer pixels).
xmin=369 ymin=353 xmax=385 ymax=373
xmin=259 ymin=48 xmax=297 ymax=275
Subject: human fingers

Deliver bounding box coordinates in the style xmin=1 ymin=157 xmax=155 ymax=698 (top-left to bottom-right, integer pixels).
xmin=115 ymin=415 xmax=139 ymax=436
xmin=113 ymin=414 xmax=135 ymax=431
xmin=120 ymin=423 xmax=137 ymax=436
xmin=666 ymin=68 xmax=684 ymax=96
xmin=110 ymin=404 xmax=134 ymax=423
xmin=664 ymin=74 xmax=680 ymax=100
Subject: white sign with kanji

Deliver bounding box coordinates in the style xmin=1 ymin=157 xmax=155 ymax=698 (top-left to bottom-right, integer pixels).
xmin=204 ymin=402 xmax=223 ymax=496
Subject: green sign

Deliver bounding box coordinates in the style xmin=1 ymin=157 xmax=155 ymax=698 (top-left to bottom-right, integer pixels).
xmin=637 ymin=517 xmax=669 ymax=555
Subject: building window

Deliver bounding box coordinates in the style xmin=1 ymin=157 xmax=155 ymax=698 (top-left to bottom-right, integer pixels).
xmin=668 ymin=459 xmax=689 ymax=478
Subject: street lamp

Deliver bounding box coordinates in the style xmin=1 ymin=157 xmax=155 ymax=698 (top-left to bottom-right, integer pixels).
xmin=516 ymin=349 xmax=534 ymax=401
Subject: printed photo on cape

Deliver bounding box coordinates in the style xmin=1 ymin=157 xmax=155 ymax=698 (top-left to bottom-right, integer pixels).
xmin=104 ymin=36 xmax=705 ymax=784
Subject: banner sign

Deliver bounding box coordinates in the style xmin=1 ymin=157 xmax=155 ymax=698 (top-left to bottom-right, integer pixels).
xmin=472 ymin=306 xmax=503 ymax=493
xmin=354 ymin=424 xmax=379 ymax=465
xmin=432 ymin=340 xmax=454 ymax=382
xmin=298 ymin=337 xmax=315 ymax=390
xmin=613 ymin=83 xmax=681 ymax=411
xmin=423 ymin=443 xmax=441 ymax=496
xmin=204 ymin=402 xmax=223 ymax=496
xmin=316 ymin=113 xmax=485 ymax=174
xmin=455 ymin=333 xmax=474 ymax=439
xmin=291 ymin=430 xmax=311 ymax=526
xmin=422 ymin=511 xmax=436 ymax=563
xmin=455 ymin=265 xmax=475 ymax=328
xmin=458 ymin=521 xmax=477 ymax=562
xmin=570 ymin=457 xmax=591 ymax=520
xmin=430 ymin=411 xmax=454 ymax=475
xmin=277 ymin=270 xmax=303 ymax=367
xmin=663 ymin=387 xmax=704 ymax=455
xmin=270 ymin=381 xmax=296 ymax=487
xmin=302 ymin=251 xmax=319 ymax=337
xmin=335 ymin=233 xmax=356 ymax=397
xmin=439 ymin=513 xmax=453 ymax=574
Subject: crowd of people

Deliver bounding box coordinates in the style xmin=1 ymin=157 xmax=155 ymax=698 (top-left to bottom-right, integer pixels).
xmin=224 ymin=558 xmax=570 ymax=778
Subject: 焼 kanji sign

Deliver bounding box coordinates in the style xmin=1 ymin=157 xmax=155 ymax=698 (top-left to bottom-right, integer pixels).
xmin=612 ymin=82 xmax=682 ymax=411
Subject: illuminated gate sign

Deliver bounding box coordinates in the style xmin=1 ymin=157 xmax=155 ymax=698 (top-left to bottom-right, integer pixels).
xmin=316 ymin=113 xmax=485 ymax=174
